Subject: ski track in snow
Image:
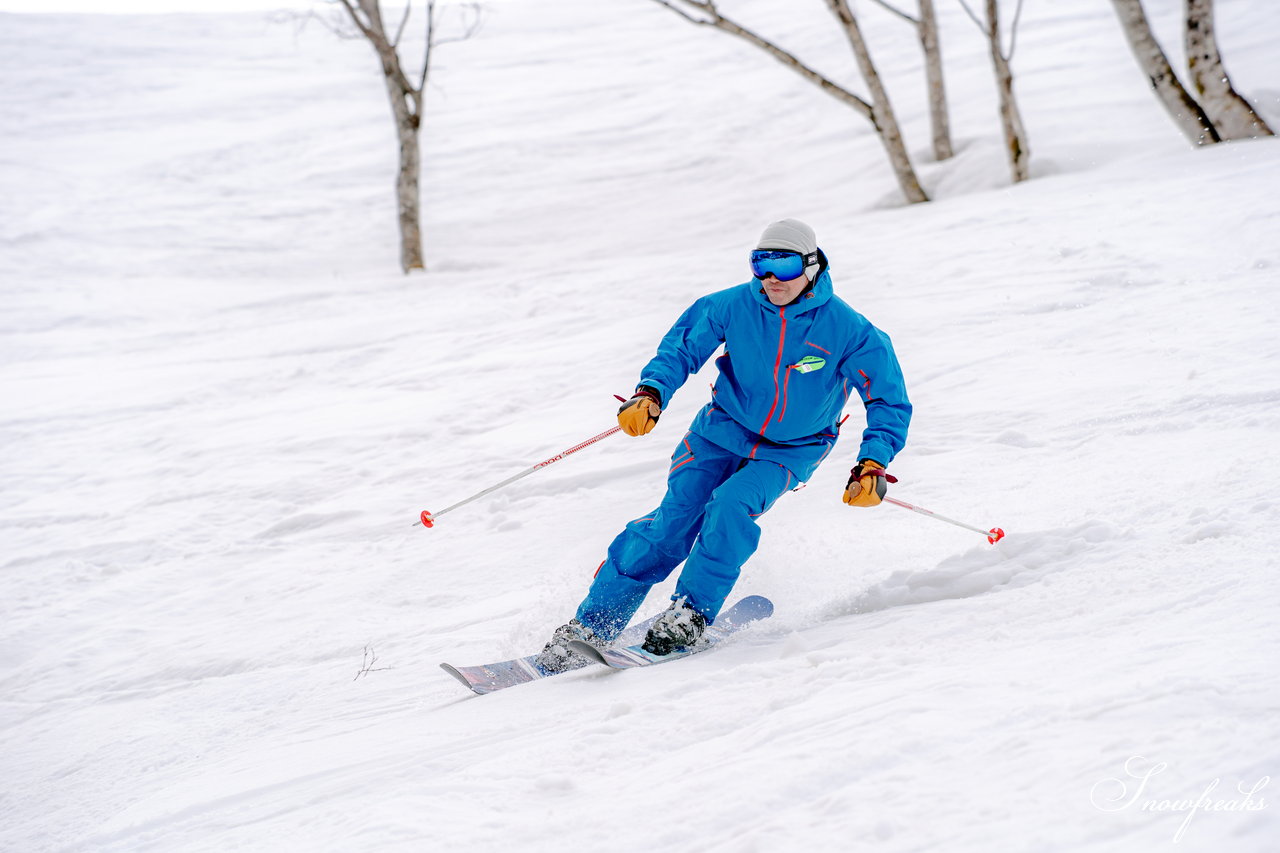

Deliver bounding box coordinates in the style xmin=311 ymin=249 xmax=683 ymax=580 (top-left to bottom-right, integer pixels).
xmin=2 ymin=0 xmax=1279 ymax=851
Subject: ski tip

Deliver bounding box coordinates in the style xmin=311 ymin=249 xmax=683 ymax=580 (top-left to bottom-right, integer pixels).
xmin=420 ymin=510 xmax=435 ymax=528
xmin=439 ymin=662 xmax=481 ymax=694
xmin=988 ymin=527 xmax=1006 ymax=544
xmin=736 ymin=595 xmax=775 ymax=617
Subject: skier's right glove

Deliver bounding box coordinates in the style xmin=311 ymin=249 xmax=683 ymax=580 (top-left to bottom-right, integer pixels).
xmin=617 ymin=385 xmax=662 ymax=437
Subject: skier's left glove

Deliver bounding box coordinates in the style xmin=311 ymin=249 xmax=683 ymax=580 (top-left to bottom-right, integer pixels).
xmin=617 ymin=385 xmax=662 ymax=437
xmin=843 ymin=459 xmax=892 ymax=507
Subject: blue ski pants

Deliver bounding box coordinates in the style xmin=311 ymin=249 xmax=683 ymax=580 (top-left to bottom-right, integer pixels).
xmin=574 ymin=431 xmax=797 ymax=640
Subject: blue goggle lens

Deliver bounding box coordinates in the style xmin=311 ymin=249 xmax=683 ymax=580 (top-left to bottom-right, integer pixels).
xmin=750 ymin=249 xmax=807 ymax=281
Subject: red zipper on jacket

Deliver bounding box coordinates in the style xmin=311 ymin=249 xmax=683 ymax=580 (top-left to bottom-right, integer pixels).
xmin=778 ymin=365 xmax=794 ymax=423
xmin=756 ymin=306 xmax=788 ymax=438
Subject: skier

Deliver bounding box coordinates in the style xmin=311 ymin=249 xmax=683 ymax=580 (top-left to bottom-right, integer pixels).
xmin=535 ymin=219 xmax=911 ymax=670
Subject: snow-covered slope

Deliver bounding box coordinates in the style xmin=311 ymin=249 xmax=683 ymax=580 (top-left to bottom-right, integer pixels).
xmin=2 ymin=1 xmax=1278 ymax=851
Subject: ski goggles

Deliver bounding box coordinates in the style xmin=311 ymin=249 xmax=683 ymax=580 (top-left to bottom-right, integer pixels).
xmin=750 ymin=249 xmax=817 ymax=282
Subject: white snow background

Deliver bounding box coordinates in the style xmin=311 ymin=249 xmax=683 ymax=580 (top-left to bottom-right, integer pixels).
xmin=2 ymin=0 xmax=1278 ymax=850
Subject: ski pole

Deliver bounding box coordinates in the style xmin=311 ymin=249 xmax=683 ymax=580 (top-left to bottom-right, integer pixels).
xmin=417 ymin=425 xmax=624 ymax=528
xmin=883 ymin=496 xmax=1005 ymax=544
xmin=860 ymin=467 xmax=1004 ymax=544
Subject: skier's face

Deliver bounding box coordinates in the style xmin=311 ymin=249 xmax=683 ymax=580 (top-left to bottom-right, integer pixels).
xmin=761 ymin=271 xmax=809 ymax=306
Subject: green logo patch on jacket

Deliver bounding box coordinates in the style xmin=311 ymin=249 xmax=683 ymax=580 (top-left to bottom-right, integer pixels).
xmin=793 ymin=355 xmax=826 ymax=374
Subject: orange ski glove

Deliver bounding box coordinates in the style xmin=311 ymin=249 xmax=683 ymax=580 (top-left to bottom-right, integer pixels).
xmin=617 ymin=386 xmax=662 ymax=437
xmin=843 ymin=459 xmax=891 ymax=507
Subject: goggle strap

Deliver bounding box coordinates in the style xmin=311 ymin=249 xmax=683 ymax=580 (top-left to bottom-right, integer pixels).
xmin=753 ymin=250 xmax=818 ymax=265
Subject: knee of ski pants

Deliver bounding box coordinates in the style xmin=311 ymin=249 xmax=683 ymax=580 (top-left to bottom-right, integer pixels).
xmin=678 ymin=462 xmax=796 ymax=579
xmin=672 ymin=462 xmax=795 ymax=622
xmin=612 ymin=434 xmax=742 ymax=584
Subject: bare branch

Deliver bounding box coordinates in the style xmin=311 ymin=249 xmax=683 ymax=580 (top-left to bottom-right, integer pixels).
xmin=354 ymin=644 xmax=393 ymax=680
xmin=650 ymin=0 xmax=711 ymax=26
xmin=955 ymin=0 xmax=985 ymax=33
xmin=650 ymin=0 xmax=873 ymax=118
xmin=866 ymin=0 xmax=919 ymax=26
xmin=418 ymin=2 xmax=485 ymax=94
xmin=420 ymin=0 xmax=436 ymax=93
xmin=957 ymin=0 xmax=1021 ymax=59
xmin=336 ymin=0 xmax=378 ymax=40
xmin=281 ymin=8 xmax=363 ymax=41
xmin=391 ymin=0 xmax=412 ymax=47
xmin=435 ymin=2 xmax=483 ymax=47
xmin=1006 ymin=0 xmax=1026 ymax=60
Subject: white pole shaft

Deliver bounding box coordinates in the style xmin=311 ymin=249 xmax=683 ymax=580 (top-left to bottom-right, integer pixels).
xmin=427 ymin=463 xmax=542 ymax=521
xmin=418 ymin=425 xmax=623 ymax=526
xmin=883 ymin=495 xmax=1000 ymax=540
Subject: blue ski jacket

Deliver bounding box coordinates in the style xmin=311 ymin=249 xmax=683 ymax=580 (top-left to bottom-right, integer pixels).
xmin=637 ymin=257 xmax=911 ymax=482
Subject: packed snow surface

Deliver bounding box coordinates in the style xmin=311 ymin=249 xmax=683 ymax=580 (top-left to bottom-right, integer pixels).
xmin=2 ymin=0 xmax=1278 ymax=851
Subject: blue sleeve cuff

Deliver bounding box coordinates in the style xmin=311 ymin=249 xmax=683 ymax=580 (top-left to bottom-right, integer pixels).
xmin=858 ymin=440 xmax=894 ymax=467
xmin=637 ymin=378 xmax=670 ymax=407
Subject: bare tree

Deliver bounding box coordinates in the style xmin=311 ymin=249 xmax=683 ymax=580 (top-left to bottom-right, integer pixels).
xmin=867 ymin=0 xmax=953 ymax=161
xmin=958 ymin=0 xmax=1031 ymax=183
xmin=332 ymin=1 xmax=481 ymax=272
xmin=1109 ymin=0 xmax=1220 ymax=145
xmin=1184 ymin=0 xmax=1273 ymax=139
xmin=353 ymin=644 xmax=393 ymax=680
xmin=825 ymin=0 xmax=929 ymax=201
xmin=650 ymin=0 xmax=929 ymax=204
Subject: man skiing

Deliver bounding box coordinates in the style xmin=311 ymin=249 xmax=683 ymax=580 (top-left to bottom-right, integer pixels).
xmin=536 ymin=219 xmax=911 ymax=671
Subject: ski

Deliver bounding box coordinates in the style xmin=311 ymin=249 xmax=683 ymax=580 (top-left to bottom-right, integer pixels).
xmin=440 ymin=595 xmax=772 ymax=694
xmin=439 ymin=618 xmax=650 ymax=696
xmin=567 ymin=594 xmax=773 ymax=670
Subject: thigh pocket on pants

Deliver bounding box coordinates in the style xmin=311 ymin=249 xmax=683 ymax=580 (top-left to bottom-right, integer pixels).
xmin=669 ymin=433 xmax=697 ymax=473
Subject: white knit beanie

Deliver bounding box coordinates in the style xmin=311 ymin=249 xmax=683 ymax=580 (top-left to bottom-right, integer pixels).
xmin=756 ymin=219 xmax=820 ymax=280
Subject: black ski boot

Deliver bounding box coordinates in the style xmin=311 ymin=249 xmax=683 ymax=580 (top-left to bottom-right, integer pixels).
xmin=642 ymin=598 xmax=707 ymax=656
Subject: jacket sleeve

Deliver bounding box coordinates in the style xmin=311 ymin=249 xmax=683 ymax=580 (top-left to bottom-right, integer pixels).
xmin=636 ymin=295 xmax=726 ymax=406
xmin=842 ymin=325 xmax=912 ymax=466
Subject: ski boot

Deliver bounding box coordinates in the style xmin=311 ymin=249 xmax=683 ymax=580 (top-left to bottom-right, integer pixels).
xmin=642 ymin=597 xmax=707 ymax=656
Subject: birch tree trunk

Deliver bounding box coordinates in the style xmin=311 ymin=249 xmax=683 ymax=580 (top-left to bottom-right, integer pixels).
xmin=1109 ymin=0 xmax=1220 ymax=145
xmin=983 ymin=0 xmax=1029 ymax=183
xmin=1184 ymin=0 xmax=1274 ymax=139
xmin=361 ymin=0 xmax=425 ymax=273
xmin=918 ymin=0 xmax=953 ymax=161
xmin=383 ymin=75 xmax=426 ymax=272
xmin=339 ymin=0 xmax=441 ymax=272
xmin=825 ymin=0 xmax=929 ymax=203
xmin=867 ymin=0 xmax=953 ymax=161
